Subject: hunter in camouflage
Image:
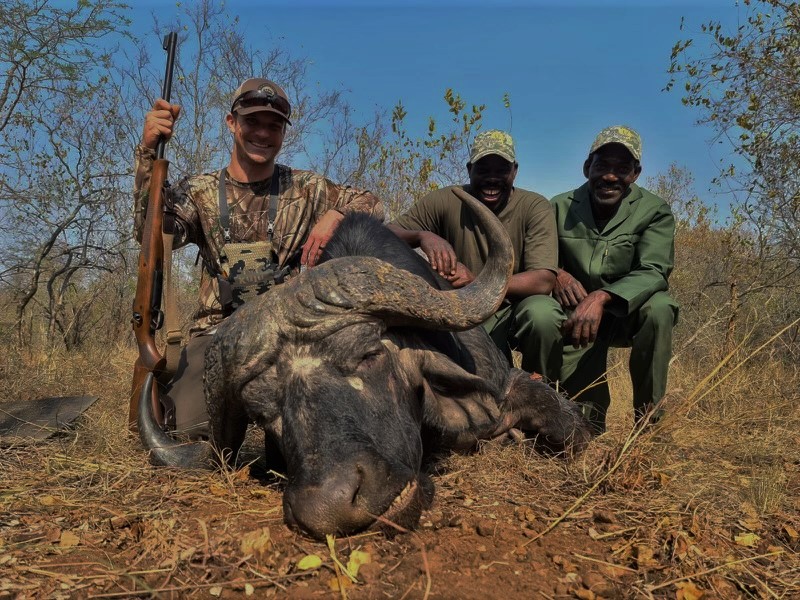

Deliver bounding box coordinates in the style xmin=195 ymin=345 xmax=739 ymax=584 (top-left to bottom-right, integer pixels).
xmin=134 ymin=77 xmax=383 ymax=437
xmin=134 ymin=156 xmax=383 ymax=332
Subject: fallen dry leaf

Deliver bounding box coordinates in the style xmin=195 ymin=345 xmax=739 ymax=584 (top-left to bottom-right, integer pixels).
xmin=346 ymin=549 xmax=371 ymax=579
xmin=738 ymin=517 xmax=761 ymax=532
xmin=232 ymin=465 xmax=250 ymax=482
xmin=782 ymin=524 xmax=798 ymax=540
xmin=240 ymin=527 xmax=272 ymax=559
xmin=209 ymin=483 xmax=228 ymax=497
xmin=675 ymin=580 xmax=705 ymax=599
xmin=734 ymin=533 xmax=761 ymax=547
xmin=59 ymin=531 xmax=80 ymax=548
xmin=328 ymin=577 xmax=353 ymax=592
xmin=671 ymin=531 xmax=690 ymax=561
xmin=634 ymin=544 xmax=659 ymax=569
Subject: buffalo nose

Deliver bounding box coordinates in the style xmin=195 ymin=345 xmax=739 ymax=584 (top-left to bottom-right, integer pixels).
xmin=283 ymin=464 xmax=377 ymax=539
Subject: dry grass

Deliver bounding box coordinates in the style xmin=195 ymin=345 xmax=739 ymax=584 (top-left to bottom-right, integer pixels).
xmin=1 ymin=341 xmax=799 ymax=599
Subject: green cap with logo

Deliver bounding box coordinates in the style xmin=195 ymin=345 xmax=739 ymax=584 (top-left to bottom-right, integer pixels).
xmin=469 ymin=130 xmax=516 ymax=164
xmin=589 ymin=125 xmax=642 ymax=161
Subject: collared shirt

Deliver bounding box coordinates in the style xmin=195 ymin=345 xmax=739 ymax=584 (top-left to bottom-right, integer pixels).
xmin=551 ymin=182 xmax=675 ymax=316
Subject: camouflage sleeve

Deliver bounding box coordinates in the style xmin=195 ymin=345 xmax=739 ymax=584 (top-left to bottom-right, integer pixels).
xmin=132 ymin=144 xmax=195 ymax=248
xmin=326 ymin=179 xmax=384 ymax=221
xmin=133 ymin=144 xmax=155 ymax=243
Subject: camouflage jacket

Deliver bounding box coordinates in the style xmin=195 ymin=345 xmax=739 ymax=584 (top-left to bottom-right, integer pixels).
xmin=133 ymin=144 xmax=384 ymax=334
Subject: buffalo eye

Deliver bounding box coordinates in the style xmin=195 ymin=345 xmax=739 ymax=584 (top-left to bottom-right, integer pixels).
xmin=357 ymin=347 xmax=385 ymax=371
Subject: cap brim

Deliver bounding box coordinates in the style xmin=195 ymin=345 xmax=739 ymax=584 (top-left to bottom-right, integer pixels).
xmin=469 ymin=150 xmax=515 ymax=164
xmin=235 ymin=105 xmax=292 ymax=125
xmin=590 ymin=142 xmax=640 ymax=161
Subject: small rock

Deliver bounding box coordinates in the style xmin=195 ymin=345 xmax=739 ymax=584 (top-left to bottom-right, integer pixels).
xmin=592 ymin=509 xmax=616 ymax=524
xmin=476 ymin=520 xmax=495 ymax=537
xmin=448 ymin=515 xmax=463 ymax=528
xmin=583 ymin=572 xmax=613 ymax=595
xmin=521 ymin=528 xmax=538 ymax=538
xmin=573 ymin=588 xmax=596 ymax=600
xmin=357 ymin=561 xmax=382 ymax=584
xmin=515 ymin=506 xmax=537 ymax=523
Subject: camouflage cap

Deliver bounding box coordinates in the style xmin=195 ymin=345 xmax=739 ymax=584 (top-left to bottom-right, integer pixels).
xmin=231 ymin=78 xmax=292 ymax=124
xmin=589 ymin=125 xmax=642 ymax=161
xmin=469 ymin=130 xmax=516 ymax=164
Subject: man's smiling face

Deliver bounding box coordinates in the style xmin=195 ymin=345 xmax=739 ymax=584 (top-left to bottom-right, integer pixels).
xmin=227 ymin=110 xmax=286 ymax=169
xmin=584 ymin=143 xmax=642 ymax=210
xmin=467 ymin=155 xmax=518 ymax=210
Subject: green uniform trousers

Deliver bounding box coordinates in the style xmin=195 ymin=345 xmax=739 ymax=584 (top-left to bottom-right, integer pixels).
xmin=559 ymin=291 xmax=678 ymax=432
xmin=482 ymin=294 xmax=565 ymax=379
xmin=483 ymin=291 xmax=677 ymax=433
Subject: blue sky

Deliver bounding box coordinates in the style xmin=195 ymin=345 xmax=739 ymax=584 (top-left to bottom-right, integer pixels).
xmin=129 ymin=0 xmax=743 ymax=211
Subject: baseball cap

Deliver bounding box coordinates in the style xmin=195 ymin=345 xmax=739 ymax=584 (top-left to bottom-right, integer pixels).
xmin=589 ymin=125 xmax=642 ymax=161
xmin=230 ymin=78 xmax=292 ymax=124
xmin=469 ymin=130 xmax=516 ymax=164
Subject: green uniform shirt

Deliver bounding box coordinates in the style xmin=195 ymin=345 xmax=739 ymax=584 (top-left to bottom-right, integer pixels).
xmin=551 ymin=182 xmax=675 ymax=316
xmin=393 ymin=185 xmax=558 ymax=276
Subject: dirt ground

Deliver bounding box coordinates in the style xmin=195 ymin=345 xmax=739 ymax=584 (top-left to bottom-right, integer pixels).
xmin=2 ymin=404 xmax=799 ymax=599
xmin=1 ymin=347 xmax=799 ymax=599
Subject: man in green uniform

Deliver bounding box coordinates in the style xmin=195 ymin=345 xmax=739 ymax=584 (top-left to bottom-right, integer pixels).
xmin=551 ymin=125 xmax=678 ymax=433
xmin=134 ymin=78 xmax=383 ymax=437
xmin=388 ymin=130 xmax=563 ymax=380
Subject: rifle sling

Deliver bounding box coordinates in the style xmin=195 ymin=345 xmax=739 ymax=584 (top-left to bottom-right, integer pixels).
xmin=161 ymin=186 xmax=182 ymax=377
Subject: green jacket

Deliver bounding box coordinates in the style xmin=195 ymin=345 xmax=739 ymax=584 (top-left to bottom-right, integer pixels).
xmin=551 ymin=183 xmax=675 ymax=316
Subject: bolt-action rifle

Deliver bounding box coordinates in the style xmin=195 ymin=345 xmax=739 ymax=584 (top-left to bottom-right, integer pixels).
xmin=128 ymin=32 xmax=178 ymax=431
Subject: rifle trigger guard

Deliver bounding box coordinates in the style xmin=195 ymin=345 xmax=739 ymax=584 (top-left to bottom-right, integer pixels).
xmin=151 ymin=309 xmax=164 ymax=331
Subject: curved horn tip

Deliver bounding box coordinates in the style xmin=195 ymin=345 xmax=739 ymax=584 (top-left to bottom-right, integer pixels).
xmin=137 ymin=372 xmax=213 ymax=469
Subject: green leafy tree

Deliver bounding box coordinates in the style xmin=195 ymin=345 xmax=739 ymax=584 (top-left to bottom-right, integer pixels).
xmin=667 ymin=0 xmax=800 ymax=264
xmin=667 ymin=0 xmax=800 ymax=360
xmin=324 ymin=89 xmax=487 ymax=220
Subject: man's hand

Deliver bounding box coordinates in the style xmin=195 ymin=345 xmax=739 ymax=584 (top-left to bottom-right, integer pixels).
xmin=554 ymin=269 xmax=588 ymax=308
xmin=143 ymin=98 xmax=181 ymax=149
xmin=419 ymin=232 xmax=457 ymax=277
xmin=443 ymin=262 xmax=475 ymax=288
xmin=562 ymin=290 xmax=612 ymax=348
xmin=302 ymin=209 xmax=345 ymax=268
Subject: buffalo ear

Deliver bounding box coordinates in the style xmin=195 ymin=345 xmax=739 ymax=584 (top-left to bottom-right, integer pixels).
xmin=410 ymin=349 xmax=503 ymax=449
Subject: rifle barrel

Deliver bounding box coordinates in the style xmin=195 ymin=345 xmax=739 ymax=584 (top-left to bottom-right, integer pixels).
xmin=156 ymin=32 xmax=178 ymax=159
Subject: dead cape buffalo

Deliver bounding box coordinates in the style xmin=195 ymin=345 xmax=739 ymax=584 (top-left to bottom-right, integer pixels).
xmin=138 ymin=188 xmax=590 ymax=539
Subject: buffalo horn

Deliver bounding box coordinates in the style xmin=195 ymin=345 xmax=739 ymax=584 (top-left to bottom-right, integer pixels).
xmin=294 ymin=187 xmax=514 ymax=332
xmin=137 ymin=372 xmax=214 ymax=469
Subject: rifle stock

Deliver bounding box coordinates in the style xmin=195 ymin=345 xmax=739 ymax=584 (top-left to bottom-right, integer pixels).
xmin=128 ymin=32 xmax=178 ymax=430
